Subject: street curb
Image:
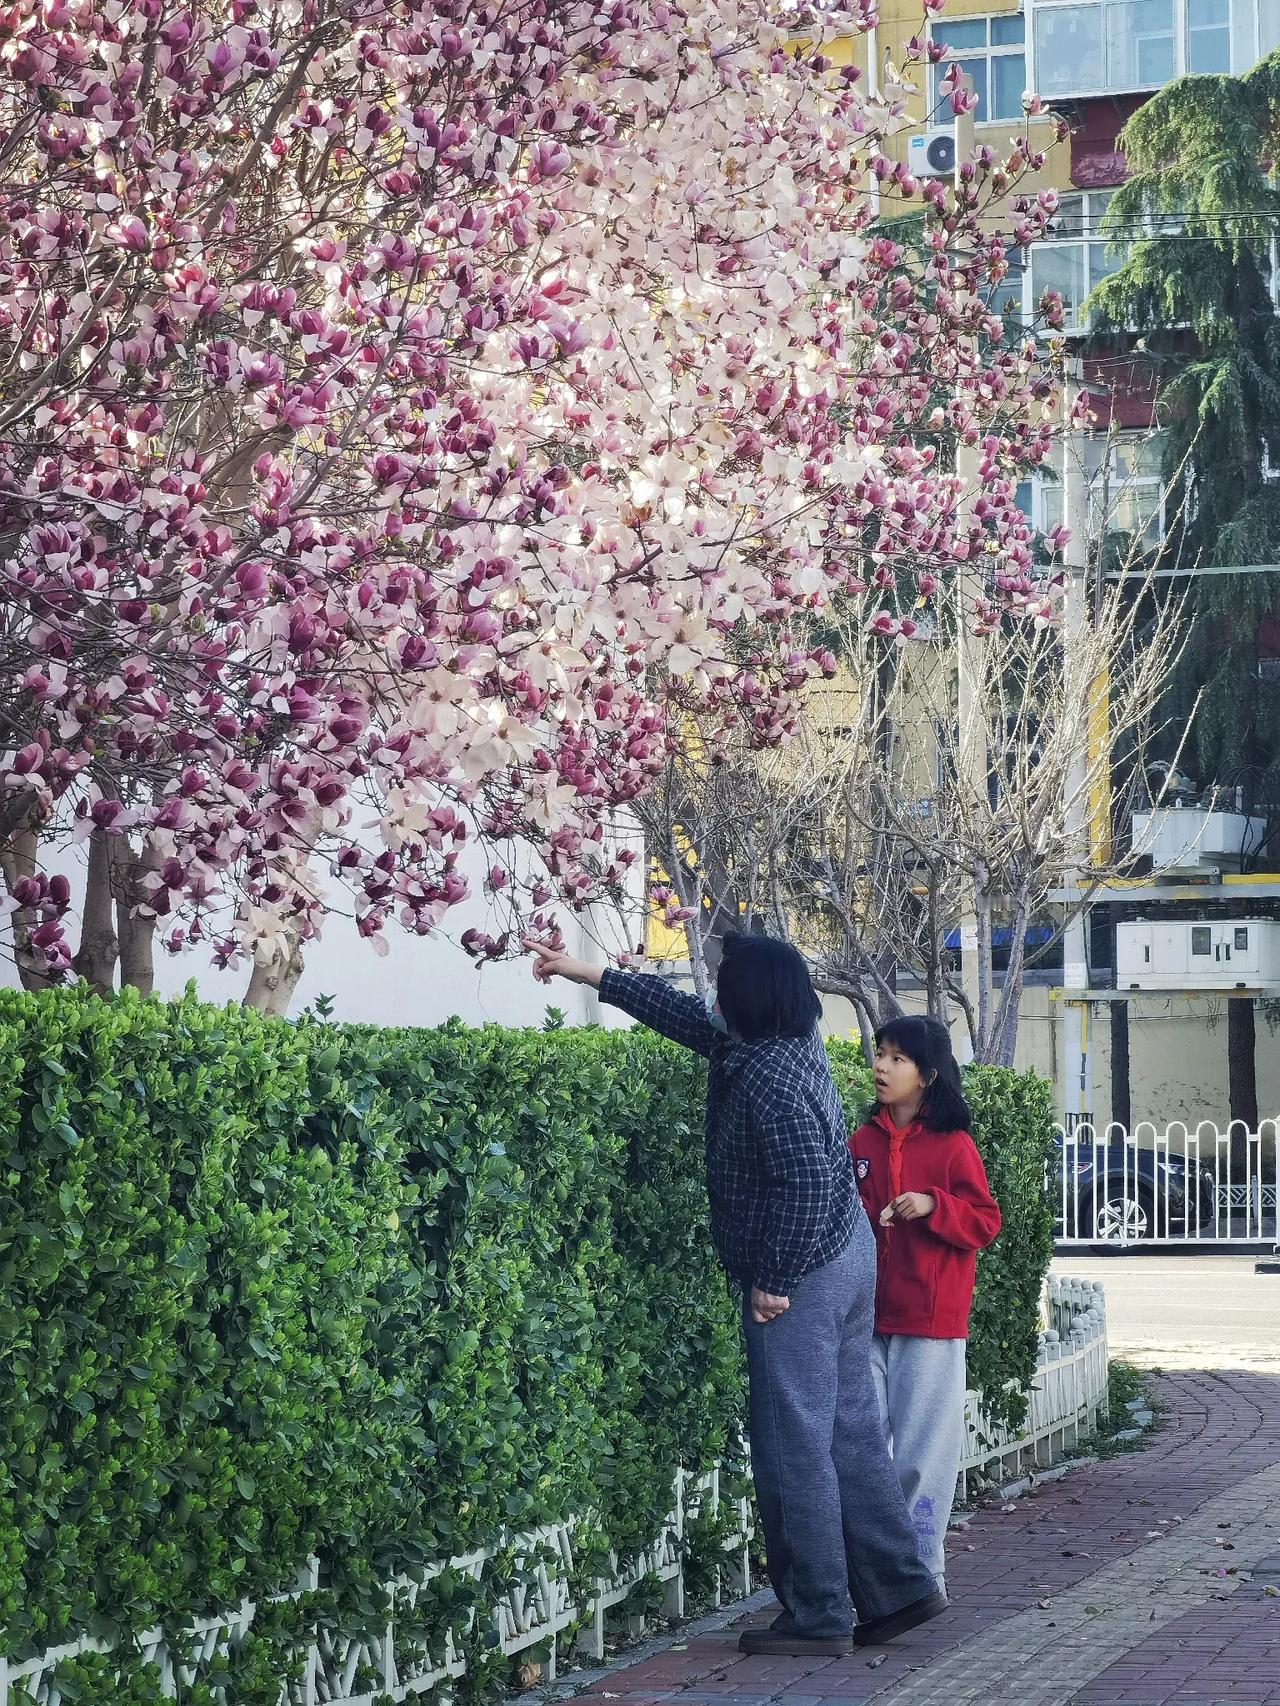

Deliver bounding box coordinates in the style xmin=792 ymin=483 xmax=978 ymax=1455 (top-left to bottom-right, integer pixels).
xmin=988 ymin=1454 xmax=1100 ymax=1506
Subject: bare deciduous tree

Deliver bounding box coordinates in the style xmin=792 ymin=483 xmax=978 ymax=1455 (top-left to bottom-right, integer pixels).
xmin=635 ymin=551 xmax=1191 ymax=1065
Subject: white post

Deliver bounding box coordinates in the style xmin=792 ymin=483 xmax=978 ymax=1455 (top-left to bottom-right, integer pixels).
xmin=1061 ymin=366 xmax=1091 ymax=1129
xmin=953 ymin=82 xmax=983 ymax=1063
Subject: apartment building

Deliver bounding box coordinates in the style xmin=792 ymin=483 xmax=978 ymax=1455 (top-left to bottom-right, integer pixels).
xmin=826 ymin=0 xmax=1279 ymax=527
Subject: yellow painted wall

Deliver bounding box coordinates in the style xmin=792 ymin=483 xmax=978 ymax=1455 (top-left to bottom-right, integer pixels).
xmin=642 ymin=668 xmax=867 ymax=962
xmin=813 ymin=5 xmax=1068 ymax=202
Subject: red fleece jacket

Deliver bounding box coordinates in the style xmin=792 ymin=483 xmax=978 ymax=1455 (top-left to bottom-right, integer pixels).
xmin=849 ymin=1109 xmax=1001 ymax=1338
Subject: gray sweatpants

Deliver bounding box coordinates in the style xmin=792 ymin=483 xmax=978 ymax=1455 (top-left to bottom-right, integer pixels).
xmin=741 ymin=1219 xmax=938 ymax=1637
xmin=870 ymin=1333 xmax=968 ymax=1581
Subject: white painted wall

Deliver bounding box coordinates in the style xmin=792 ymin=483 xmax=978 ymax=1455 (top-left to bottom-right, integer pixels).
xmin=0 ymin=833 xmax=638 ymax=1032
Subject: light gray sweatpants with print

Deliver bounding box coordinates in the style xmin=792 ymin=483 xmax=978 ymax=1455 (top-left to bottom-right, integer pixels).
xmin=870 ymin=1333 xmax=968 ymax=1582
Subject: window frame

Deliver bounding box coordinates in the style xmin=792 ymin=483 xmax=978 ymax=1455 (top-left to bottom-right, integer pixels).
xmin=1023 ymin=190 xmax=1129 ymax=335
xmin=1027 ymin=0 xmax=1240 ymax=99
xmin=1024 ymin=191 xmax=1276 ymax=338
xmin=1031 ymin=429 xmax=1168 ymax=549
xmin=928 ymin=12 xmax=1028 ymax=126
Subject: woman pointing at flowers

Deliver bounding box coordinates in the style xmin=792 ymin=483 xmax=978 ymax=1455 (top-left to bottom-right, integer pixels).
xmin=526 ymin=933 xmax=945 ymax=1656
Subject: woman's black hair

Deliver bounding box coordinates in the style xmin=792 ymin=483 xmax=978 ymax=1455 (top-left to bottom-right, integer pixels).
xmin=873 ymin=1015 xmax=972 ymax=1132
xmin=715 ymin=933 xmax=821 ymax=1041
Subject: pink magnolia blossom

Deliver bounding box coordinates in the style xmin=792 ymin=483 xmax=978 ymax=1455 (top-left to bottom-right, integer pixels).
xmin=0 ymin=0 xmax=1061 ymax=988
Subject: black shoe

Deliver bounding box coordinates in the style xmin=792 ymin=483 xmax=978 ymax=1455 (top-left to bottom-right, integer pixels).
xmin=852 ymin=1589 xmax=948 ymax=1647
xmin=738 ymin=1627 xmax=854 ymax=1657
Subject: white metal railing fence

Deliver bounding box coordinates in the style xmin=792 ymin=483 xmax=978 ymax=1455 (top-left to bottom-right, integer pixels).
xmin=1054 ymin=1120 xmax=1279 ymax=1248
xmin=0 ymin=1280 xmax=1109 ymax=1706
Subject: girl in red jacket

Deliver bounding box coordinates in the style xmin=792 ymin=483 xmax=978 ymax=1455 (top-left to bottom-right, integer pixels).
xmin=849 ymin=1016 xmax=1001 ymax=1589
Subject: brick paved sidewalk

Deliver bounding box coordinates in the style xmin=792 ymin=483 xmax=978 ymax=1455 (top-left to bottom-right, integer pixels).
xmin=580 ymin=1371 xmax=1280 ymax=1706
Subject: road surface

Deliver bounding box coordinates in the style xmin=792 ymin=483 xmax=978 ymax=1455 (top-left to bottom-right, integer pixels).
xmin=1052 ymin=1253 xmax=1280 ymax=1372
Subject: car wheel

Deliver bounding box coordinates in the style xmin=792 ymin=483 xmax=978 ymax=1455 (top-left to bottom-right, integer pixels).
xmin=1092 ymin=1186 xmax=1153 ymax=1246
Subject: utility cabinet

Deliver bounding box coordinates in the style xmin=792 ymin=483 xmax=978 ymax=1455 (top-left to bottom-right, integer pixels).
xmin=1131 ymin=807 xmax=1268 ymax=873
xmin=1116 ymin=919 xmax=1280 ymax=989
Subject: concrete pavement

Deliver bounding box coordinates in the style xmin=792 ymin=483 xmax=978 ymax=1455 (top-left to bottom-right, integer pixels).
xmin=569 ymin=1369 xmax=1280 ymax=1705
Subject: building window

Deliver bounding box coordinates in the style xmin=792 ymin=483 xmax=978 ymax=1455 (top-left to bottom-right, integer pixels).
xmin=1035 ymin=432 xmax=1167 ymax=548
xmin=980 ymin=255 xmax=1027 ymax=335
xmin=1031 ymin=0 xmax=1240 ymax=97
xmin=1189 ymin=0 xmax=1231 ymax=69
xmin=931 ymin=15 xmax=1027 ymax=123
xmin=1026 ymin=192 xmax=1126 ymax=333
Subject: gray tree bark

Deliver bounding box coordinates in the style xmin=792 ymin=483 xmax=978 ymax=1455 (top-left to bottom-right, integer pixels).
xmin=71 ymin=829 xmax=119 ymax=995
xmin=112 ymin=838 xmax=162 ymax=995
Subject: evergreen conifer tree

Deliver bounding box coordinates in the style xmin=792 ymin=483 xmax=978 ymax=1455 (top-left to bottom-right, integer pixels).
xmin=1091 ymin=57 xmax=1280 ymax=812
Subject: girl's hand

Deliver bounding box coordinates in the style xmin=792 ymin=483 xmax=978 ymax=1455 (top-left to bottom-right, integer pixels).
xmin=880 ymin=1191 xmax=936 ymax=1224
xmin=750 ymin=1287 xmax=790 ymax=1324
xmin=524 ymin=938 xmax=603 ymax=989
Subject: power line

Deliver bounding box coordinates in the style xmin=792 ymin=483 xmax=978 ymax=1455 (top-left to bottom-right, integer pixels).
xmin=1105 ymin=561 xmax=1280 ymax=579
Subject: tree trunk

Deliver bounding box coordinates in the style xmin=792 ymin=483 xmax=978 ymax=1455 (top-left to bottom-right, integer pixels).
xmin=0 ymin=785 xmax=40 ymax=852
xmin=1110 ymin=1000 xmax=1131 ymax=1134
xmin=680 ymin=918 xmax=712 ymax=996
xmin=71 ymin=829 xmax=119 ymax=995
xmin=1 ymin=820 xmax=53 ymax=991
xmin=852 ymin=998 xmax=877 ymax=1068
xmin=923 ymin=869 xmax=947 ymax=1022
xmin=242 ymin=813 xmax=324 ymax=1017
xmin=989 ymin=889 xmax=1032 ymax=1068
xmin=663 ymin=819 xmax=713 ymax=994
xmin=1227 ymin=997 xmax=1258 ymax=1136
xmin=813 ymin=961 xmax=885 ymax=1066
xmin=243 ymin=932 xmax=306 ymax=1017
xmin=973 ymin=862 xmax=995 ymax=1061
xmin=111 ymin=838 xmax=162 ymax=995
xmin=685 ymin=937 xmax=711 ymax=997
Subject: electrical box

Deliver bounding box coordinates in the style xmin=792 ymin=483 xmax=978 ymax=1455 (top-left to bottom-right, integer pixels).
xmin=1116 ymin=919 xmax=1280 ymax=990
xmin=1131 ymin=807 xmax=1268 ymax=873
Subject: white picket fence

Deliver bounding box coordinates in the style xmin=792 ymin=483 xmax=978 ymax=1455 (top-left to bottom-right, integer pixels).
xmin=3 ymin=1468 xmax=754 ymax=1706
xmin=958 ymin=1274 xmax=1109 ymax=1501
xmin=0 ymin=1278 xmax=1108 ymax=1706
xmin=1056 ymin=1121 xmax=1280 ymax=1247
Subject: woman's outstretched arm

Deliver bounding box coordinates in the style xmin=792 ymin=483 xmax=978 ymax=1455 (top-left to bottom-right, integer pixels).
xmin=525 ymin=941 xmax=717 ymax=1058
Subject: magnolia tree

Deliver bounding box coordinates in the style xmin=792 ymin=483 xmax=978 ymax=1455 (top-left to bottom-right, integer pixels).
xmin=0 ymin=0 xmax=1064 ymax=1011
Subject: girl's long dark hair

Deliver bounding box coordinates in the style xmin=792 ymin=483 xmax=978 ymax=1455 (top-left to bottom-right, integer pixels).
xmin=873 ymin=1016 xmax=972 ymax=1132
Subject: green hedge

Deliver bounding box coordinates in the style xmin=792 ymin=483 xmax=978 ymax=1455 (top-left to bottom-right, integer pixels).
xmin=962 ymin=1067 xmax=1058 ymax=1429
xmin=0 ymin=988 xmax=1053 ymax=1696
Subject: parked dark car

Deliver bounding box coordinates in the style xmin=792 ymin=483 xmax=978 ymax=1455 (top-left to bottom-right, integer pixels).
xmin=1053 ymin=1132 xmax=1220 ymax=1244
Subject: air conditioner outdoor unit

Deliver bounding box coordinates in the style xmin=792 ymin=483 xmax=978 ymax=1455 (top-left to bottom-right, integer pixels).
xmin=908 ymin=130 xmax=956 ymax=179
xmin=1116 ymin=919 xmax=1280 ymax=990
